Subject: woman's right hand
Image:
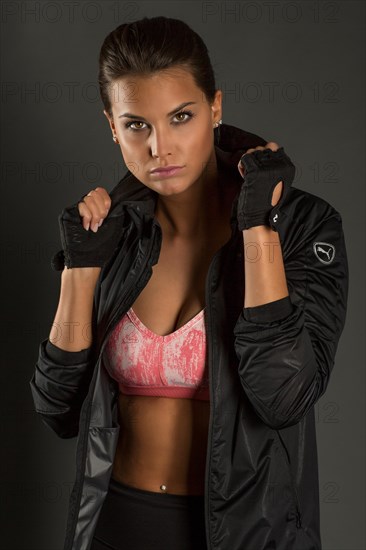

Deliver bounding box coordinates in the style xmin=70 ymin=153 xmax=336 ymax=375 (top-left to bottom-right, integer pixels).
xmin=78 ymin=187 xmax=111 ymax=232
xmin=57 ymin=186 xmax=126 ymax=269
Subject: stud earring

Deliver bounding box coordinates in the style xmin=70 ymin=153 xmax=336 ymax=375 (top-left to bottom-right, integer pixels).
xmin=213 ymin=119 xmax=222 ymax=128
xmin=113 ymin=135 xmax=119 ymax=143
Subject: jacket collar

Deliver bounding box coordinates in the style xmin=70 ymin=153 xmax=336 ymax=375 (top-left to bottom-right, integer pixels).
xmin=109 ymin=122 xmax=268 ymax=219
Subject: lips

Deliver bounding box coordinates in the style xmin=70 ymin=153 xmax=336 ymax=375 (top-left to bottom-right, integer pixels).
xmin=150 ymin=165 xmax=183 ymax=173
xmin=149 ymin=166 xmax=185 ymax=179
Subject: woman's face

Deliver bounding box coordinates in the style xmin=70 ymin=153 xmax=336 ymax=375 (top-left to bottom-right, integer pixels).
xmin=104 ymin=67 xmax=222 ymax=197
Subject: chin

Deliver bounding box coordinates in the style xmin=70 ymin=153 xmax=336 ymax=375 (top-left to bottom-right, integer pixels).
xmin=145 ymin=176 xmax=195 ymax=196
xmin=155 ymin=184 xmax=190 ymax=197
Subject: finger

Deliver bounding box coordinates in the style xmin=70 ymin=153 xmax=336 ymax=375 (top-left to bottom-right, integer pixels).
xmin=82 ymin=195 xmax=108 ymax=221
xmin=264 ymin=141 xmax=280 ymax=152
xmin=245 ymin=147 xmax=260 ymax=155
xmin=78 ymin=196 xmax=106 ymax=231
xmin=81 ymin=188 xmax=111 ymax=231
xmin=241 ymin=145 xmax=267 ymax=160
xmin=81 ymin=197 xmax=106 ymax=232
xmin=237 ymin=147 xmax=259 ymax=176
xmin=77 ymin=200 xmax=94 ymax=231
xmin=84 ymin=188 xmax=111 ymax=216
xmin=94 ymin=187 xmax=112 ymax=211
xmin=237 ymin=142 xmax=282 ymax=178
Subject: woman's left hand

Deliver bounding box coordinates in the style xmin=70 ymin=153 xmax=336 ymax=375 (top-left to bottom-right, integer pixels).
xmin=236 ymin=141 xmax=296 ymax=231
xmin=238 ymin=142 xmax=283 ymax=206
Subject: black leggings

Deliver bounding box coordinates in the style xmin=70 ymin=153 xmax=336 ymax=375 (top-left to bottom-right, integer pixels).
xmin=90 ymin=476 xmax=208 ymax=550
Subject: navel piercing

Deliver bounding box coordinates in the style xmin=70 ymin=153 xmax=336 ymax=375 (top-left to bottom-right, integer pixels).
xmin=160 ymin=484 xmax=167 ymax=492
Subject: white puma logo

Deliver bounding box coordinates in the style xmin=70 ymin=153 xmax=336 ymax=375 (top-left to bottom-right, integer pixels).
xmin=313 ymin=242 xmax=335 ymax=264
xmin=316 ymin=246 xmax=332 ymax=260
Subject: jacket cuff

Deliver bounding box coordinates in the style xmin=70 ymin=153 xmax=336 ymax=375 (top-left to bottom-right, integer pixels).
xmin=45 ymin=339 xmax=93 ymax=365
xmin=243 ymin=295 xmax=294 ymax=323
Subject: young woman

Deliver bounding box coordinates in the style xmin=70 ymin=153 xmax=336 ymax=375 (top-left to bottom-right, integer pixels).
xmin=30 ymin=16 xmax=349 ymax=550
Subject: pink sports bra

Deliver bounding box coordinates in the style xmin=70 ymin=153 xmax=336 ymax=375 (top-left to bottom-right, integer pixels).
xmin=103 ymin=306 xmax=210 ymax=401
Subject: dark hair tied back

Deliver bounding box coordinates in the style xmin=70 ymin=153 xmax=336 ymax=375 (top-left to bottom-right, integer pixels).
xmin=98 ymin=16 xmax=218 ymax=119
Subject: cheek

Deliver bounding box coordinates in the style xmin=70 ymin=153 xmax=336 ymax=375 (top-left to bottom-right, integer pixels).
xmin=189 ymin=127 xmax=214 ymax=167
xmin=118 ymin=138 xmax=136 ymax=157
xmin=118 ymin=141 xmax=145 ymax=172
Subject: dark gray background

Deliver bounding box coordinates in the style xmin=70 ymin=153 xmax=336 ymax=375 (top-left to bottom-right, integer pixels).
xmin=1 ymin=1 xmax=364 ymax=548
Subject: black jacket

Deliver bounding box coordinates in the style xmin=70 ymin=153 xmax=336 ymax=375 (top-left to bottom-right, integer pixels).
xmin=29 ymin=123 xmax=349 ymax=550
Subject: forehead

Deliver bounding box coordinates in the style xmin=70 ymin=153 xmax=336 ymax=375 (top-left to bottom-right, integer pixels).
xmin=109 ymin=67 xmax=205 ymax=108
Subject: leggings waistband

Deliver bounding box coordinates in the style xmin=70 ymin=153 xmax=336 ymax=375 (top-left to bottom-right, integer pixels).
xmin=109 ymin=476 xmax=205 ymax=507
xmin=92 ymin=475 xmax=208 ymax=549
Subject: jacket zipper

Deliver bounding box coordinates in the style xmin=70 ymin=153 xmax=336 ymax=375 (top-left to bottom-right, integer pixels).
xmin=204 ymin=256 xmax=215 ymax=550
xmin=67 ymin=221 xmax=161 ymax=549
xmin=204 ymin=234 xmax=236 ymax=550
xmin=275 ymin=430 xmax=302 ymax=528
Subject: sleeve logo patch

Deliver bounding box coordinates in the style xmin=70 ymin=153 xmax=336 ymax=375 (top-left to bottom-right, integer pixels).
xmin=313 ymin=242 xmax=335 ymax=264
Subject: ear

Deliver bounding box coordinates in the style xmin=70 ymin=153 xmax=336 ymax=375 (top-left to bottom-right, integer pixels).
xmin=211 ymin=89 xmax=223 ymax=125
xmin=103 ymin=109 xmax=116 ymax=134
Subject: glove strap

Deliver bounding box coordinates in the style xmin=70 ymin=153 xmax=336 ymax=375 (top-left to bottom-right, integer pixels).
xmin=237 ymin=205 xmax=282 ymax=232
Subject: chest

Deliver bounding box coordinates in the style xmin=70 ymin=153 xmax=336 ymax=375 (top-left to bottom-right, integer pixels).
xmin=130 ymin=238 xmax=222 ymax=336
xmin=130 ymin=186 xmax=240 ymax=337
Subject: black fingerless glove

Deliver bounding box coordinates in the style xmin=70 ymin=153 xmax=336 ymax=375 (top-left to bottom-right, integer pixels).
xmin=51 ymin=195 xmax=126 ymax=270
xmin=237 ymin=147 xmax=296 ymax=231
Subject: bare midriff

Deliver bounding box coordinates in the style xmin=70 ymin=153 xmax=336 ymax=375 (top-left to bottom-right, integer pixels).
xmin=111 ymin=394 xmax=210 ymax=495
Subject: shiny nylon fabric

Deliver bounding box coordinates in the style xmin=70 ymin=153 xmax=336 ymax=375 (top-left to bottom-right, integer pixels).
xmin=63 ymin=201 xmax=163 ymax=549
xmin=29 ymin=123 xmax=348 ymax=550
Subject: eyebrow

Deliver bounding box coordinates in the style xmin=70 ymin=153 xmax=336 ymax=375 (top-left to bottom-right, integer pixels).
xmin=118 ymin=101 xmax=197 ymax=121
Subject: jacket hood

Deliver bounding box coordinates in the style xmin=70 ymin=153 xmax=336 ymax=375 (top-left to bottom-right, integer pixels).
xmin=108 ymin=122 xmax=268 ymax=211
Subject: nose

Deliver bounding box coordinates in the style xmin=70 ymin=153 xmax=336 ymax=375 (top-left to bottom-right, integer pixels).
xmin=149 ymin=126 xmax=173 ymax=159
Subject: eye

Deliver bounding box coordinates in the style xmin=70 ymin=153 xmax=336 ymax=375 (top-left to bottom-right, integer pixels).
xmin=173 ymin=110 xmax=194 ymax=123
xmin=125 ymin=120 xmax=146 ymax=131
xmin=124 ymin=110 xmax=195 ymax=132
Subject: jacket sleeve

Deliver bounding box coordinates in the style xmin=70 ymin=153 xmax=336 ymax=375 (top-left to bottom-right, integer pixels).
xmin=29 ymin=337 xmax=96 ymax=439
xmin=233 ymin=208 xmax=349 ymax=430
